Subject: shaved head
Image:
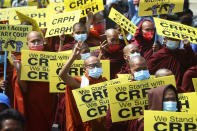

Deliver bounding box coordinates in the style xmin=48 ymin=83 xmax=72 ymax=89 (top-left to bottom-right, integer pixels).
xmin=84 ymin=56 xmax=100 ymax=66
xmin=155 ymin=69 xmax=173 ymax=78
xmin=105 ymin=29 xmax=118 ymax=37
xmin=123 ymin=44 xmax=139 ymax=54
xmin=129 ymin=56 xmax=146 ymax=68
xmin=27 ymin=31 xmax=42 ymax=41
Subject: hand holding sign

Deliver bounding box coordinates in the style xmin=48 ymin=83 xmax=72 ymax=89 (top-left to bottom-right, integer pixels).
xmin=183 ymin=38 xmax=190 ymax=48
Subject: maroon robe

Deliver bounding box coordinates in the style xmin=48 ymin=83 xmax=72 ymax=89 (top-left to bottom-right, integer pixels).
xmin=147 ymin=47 xmax=197 ymax=92
xmin=181 ymin=65 xmax=197 ymax=92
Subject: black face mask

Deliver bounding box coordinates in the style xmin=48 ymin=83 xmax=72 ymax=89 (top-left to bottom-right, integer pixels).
xmin=180 ymin=17 xmax=193 ymax=26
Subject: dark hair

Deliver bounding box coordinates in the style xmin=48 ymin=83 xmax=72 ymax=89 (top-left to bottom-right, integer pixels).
xmin=177 ymin=9 xmax=193 ymax=17
xmin=162 ymin=84 xmax=181 ymax=112
xmin=73 ymin=22 xmax=87 ymax=32
xmin=0 ymin=109 xmax=25 ymax=130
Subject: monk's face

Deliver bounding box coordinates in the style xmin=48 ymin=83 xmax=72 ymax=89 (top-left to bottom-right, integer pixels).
xmin=124 ymin=45 xmax=140 ymax=62
xmin=84 ymin=57 xmax=101 ymax=74
xmin=27 ymin=32 xmax=44 ymax=51
xmin=106 ymin=31 xmax=120 ymax=53
xmin=93 ymin=15 xmax=105 ymax=35
xmin=141 ymin=21 xmax=155 ymax=40
xmin=72 ymin=25 xmax=87 ymax=37
xmin=1 ymin=119 xmax=23 ymax=131
xmin=130 ymin=59 xmax=148 ymax=77
xmin=164 ymin=37 xmax=180 ymax=50
xmin=163 ymin=89 xmax=176 ymax=102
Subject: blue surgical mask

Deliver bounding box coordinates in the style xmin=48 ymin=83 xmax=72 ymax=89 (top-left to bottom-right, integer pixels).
xmin=88 ymin=67 xmax=103 ymax=78
xmin=81 ymin=53 xmax=91 ymax=60
xmin=163 ymin=101 xmax=177 ymax=112
xmin=166 ymin=40 xmax=179 ymax=50
xmin=129 ymin=52 xmax=140 ymax=59
xmin=74 ymin=34 xmax=87 ymax=42
xmin=119 ymin=35 xmax=124 ymax=40
xmin=0 ymin=55 xmax=4 ymax=63
xmin=134 ymin=70 xmax=150 ymax=81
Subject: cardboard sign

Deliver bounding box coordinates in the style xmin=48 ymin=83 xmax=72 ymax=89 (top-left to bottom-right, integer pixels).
xmin=192 ymin=78 xmax=197 ymax=92
xmin=117 ymin=74 xmax=155 ymax=81
xmin=109 ymin=8 xmax=137 ymax=36
xmin=72 ymin=78 xmax=129 ymax=122
xmin=178 ymin=92 xmax=197 ymax=113
xmin=107 ymin=75 xmax=176 ymax=122
xmin=50 ymin=0 xmax=64 ymax=3
xmin=16 ymin=11 xmax=43 ymax=38
xmin=144 ymin=110 xmax=197 ymax=131
xmin=49 ymin=60 xmax=110 ymax=93
xmin=47 ymin=2 xmax=65 ymax=13
xmin=45 ymin=10 xmax=81 ymax=37
xmin=139 ymin=0 xmax=184 ymax=16
xmin=0 ymin=8 xmax=9 ymax=21
xmin=28 ymin=0 xmax=49 ymax=6
xmin=9 ymin=8 xmax=49 ymax=28
xmin=59 ymin=46 xmax=100 ymax=54
xmin=0 ymin=24 xmax=32 ymax=52
xmin=65 ymin=0 xmax=104 ymax=18
xmin=154 ymin=17 xmax=197 ymax=44
xmin=21 ymin=50 xmax=71 ymax=82
xmin=0 ymin=0 xmax=11 ymax=7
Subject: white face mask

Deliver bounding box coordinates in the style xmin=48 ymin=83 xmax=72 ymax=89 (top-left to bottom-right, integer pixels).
xmin=88 ymin=67 xmax=103 ymax=78
xmin=81 ymin=53 xmax=91 ymax=60
xmin=129 ymin=52 xmax=140 ymax=59
xmin=163 ymin=101 xmax=177 ymax=112
xmin=166 ymin=40 xmax=180 ymax=50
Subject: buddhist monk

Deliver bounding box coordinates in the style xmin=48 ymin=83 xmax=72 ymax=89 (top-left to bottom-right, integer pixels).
xmin=99 ymin=29 xmax=126 ymax=79
xmin=11 ymin=31 xmax=55 ymax=131
xmin=155 ymin=68 xmax=173 ymax=78
xmin=58 ymin=41 xmax=107 ymax=131
xmin=147 ymin=38 xmax=197 ymax=92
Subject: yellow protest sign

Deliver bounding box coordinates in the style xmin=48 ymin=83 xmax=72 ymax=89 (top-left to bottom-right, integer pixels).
xmin=139 ymin=0 xmax=184 ymax=16
xmin=59 ymin=46 xmax=100 ymax=54
xmin=192 ymin=78 xmax=197 ymax=92
xmin=154 ymin=17 xmax=197 ymax=44
xmin=9 ymin=8 xmax=49 ymax=28
xmin=107 ymin=75 xmax=176 ymax=122
xmin=16 ymin=11 xmax=43 ymax=38
xmin=72 ymin=78 xmax=129 ymax=122
xmin=117 ymin=74 xmax=155 ymax=81
xmin=21 ymin=50 xmax=71 ymax=82
xmin=144 ymin=110 xmax=197 ymax=131
xmin=47 ymin=2 xmax=65 ymax=13
xmin=109 ymin=8 xmax=137 ymax=36
xmin=50 ymin=0 xmax=64 ymax=3
xmin=49 ymin=60 xmax=110 ymax=93
xmin=45 ymin=10 xmax=81 ymax=38
xmin=0 ymin=24 xmax=32 ymax=52
xmin=178 ymin=92 xmax=197 ymax=113
xmin=28 ymin=0 xmax=49 ymax=6
xmin=0 ymin=0 xmax=11 ymax=7
xmin=0 ymin=9 xmax=9 ymax=21
xmin=65 ymin=0 xmax=104 ymax=18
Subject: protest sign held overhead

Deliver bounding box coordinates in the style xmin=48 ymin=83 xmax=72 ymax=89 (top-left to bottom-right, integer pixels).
xmin=9 ymin=8 xmax=49 ymax=28
xmin=21 ymin=50 xmax=71 ymax=82
xmin=178 ymin=92 xmax=197 ymax=113
xmin=47 ymin=2 xmax=65 ymax=13
xmin=28 ymin=0 xmax=49 ymax=6
xmin=109 ymin=8 xmax=137 ymax=36
xmin=65 ymin=0 xmax=104 ymax=18
xmin=107 ymin=75 xmax=176 ymax=122
xmin=50 ymin=0 xmax=64 ymax=2
xmin=0 ymin=8 xmax=9 ymax=21
xmin=139 ymin=0 xmax=184 ymax=16
xmin=0 ymin=24 xmax=32 ymax=52
xmin=49 ymin=60 xmax=110 ymax=93
xmin=45 ymin=10 xmax=81 ymax=38
xmin=144 ymin=110 xmax=197 ymax=131
xmin=192 ymin=78 xmax=197 ymax=92
xmin=72 ymin=78 xmax=129 ymax=122
xmin=154 ymin=17 xmax=197 ymax=44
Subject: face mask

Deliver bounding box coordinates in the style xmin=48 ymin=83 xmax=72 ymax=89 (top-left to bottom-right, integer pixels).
xmin=163 ymin=101 xmax=177 ymax=112
xmin=74 ymin=34 xmax=87 ymax=42
xmin=81 ymin=53 xmax=91 ymax=60
xmin=134 ymin=70 xmax=150 ymax=81
xmin=119 ymin=35 xmax=124 ymax=40
xmin=29 ymin=44 xmax=44 ymax=51
xmin=129 ymin=52 xmax=140 ymax=59
xmin=143 ymin=31 xmax=154 ymax=40
xmin=0 ymin=55 xmax=4 ymax=63
xmin=166 ymin=40 xmax=179 ymax=50
xmin=108 ymin=44 xmax=120 ymax=53
xmin=88 ymin=67 xmax=103 ymax=78
xmin=94 ymin=24 xmax=105 ymax=35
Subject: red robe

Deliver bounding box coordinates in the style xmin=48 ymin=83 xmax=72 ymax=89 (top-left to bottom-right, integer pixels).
xmin=181 ymin=65 xmax=197 ymax=92
xmin=147 ymin=47 xmax=197 ymax=92
xmin=65 ymin=74 xmax=107 ymax=131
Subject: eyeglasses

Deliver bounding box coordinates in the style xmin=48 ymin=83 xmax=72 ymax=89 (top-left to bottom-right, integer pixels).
xmin=86 ymin=62 xmax=101 ymax=68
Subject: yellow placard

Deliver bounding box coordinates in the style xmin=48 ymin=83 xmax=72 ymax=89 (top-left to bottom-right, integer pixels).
xmin=144 ymin=110 xmax=197 ymax=131
xmin=192 ymin=78 xmax=197 ymax=92
xmin=59 ymin=46 xmax=100 ymax=54
xmin=108 ymin=8 xmax=137 ymax=36
xmin=72 ymin=78 xmax=129 ymax=122
xmin=47 ymin=2 xmax=65 ymax=13
xmin=49 ymin=60 xmax=110 ymax=93
xmin=9 ymin=8 xmax=49 ymax=28
xmin=178 ymin=92 xmax=197 ymax=113
xmin=154 ymin=17 xmax=197 ymax=44
xmin=28 ymin=0 xmax=49 ymax=6
xmin=50 ymin=0 xmax=64 ymax=3
xmin=117 ymin=74 xmax=155 ymax=81
xmin=16 ymin=11 xmax=43 ymax=38
xmin=65 ymin=0 xmax=104 ymax=18
xmin=0 ymin=24 xmax=32 ymax=52
xmin=21 ymin=50 xmax=71 ymax=82
xmin=107 ymin=75 xmax=176 ymax=122
xmin=139 ymin=0 xmax=184 ymax=16
xmin=0 ymin=0 xmax=11 ymax=7
xmin=45 ymin=10 xmax=81 ymax=38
